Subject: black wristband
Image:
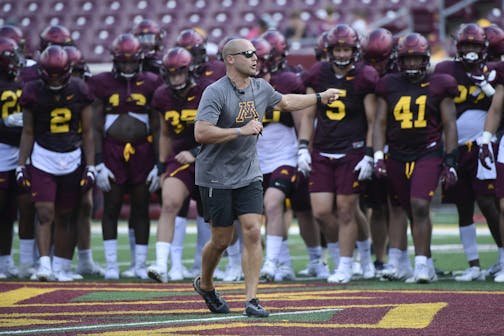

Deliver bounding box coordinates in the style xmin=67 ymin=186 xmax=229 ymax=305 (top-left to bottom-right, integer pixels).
xmin=365 ymin=146 xmax=373 ymax=157
xmin=156 ymin=161 xmax=166 ymax=176
xmin=444 ymin=148 xmax=459 ymax=168
xmin=299 ymin=139 xmax=309 ymax=149
xmin=189 ymin=145 xmax=201 ymax=157
xmin=95 ymin=152 xmax=103 ymax=164
xmin=316 ymin=92 xmax=322 ymax=104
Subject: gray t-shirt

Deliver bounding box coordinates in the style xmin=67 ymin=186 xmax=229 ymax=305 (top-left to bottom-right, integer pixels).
xmin=195 ymin=76 xmax=282 ymax=189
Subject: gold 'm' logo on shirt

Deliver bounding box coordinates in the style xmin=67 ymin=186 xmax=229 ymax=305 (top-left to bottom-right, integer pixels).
xmin=236 ymin=101 xmax=259 ymax=122
xmin=187 ymin=96 xmax=196 ymax=102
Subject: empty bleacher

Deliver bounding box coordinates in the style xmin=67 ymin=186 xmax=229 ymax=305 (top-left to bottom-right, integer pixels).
xmin=1 ymin=0 xmax=501 ymax=63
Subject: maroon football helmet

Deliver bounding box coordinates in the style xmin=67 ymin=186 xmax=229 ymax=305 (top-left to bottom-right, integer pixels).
xmin=326 ymin=24 xmax=360 ymax=68
xmin=0 ymin=25 xmax=25 ymax=52
xmin=396 ymin=32 xmax=430 ymax=80
xmin=161 ymin=47 xmax=194 ymax=91
xmin=314 ymin=31 xmax=329 ymax=62
xmin=362 ymin=28 xmax=395 ymax=75
xmin=0 ymin=37 xmax=20 ymax=79
xmin=132 ymin=19 xmax=164 ymax=56
xmin=251 ymin=37 xmax=272 ymax=76
xmin=111 ymin=33 xmax=143 ymax=79
xmin=38 ymin=45 xmax=72 ymax=90
xmin=260 ymin=29 xmax=288 ymax=72
xmin=175 ymin=29 xmax=207 ymax=71
xmin=39 ymin=24 xmax=73 ymax=52
xmin=63 ymin=46 xmax=90 ymax=79
xmin=455 ymin=23 xmax=488 ymax=64
xmin=484 ymin=24 xmax=504 ymax=62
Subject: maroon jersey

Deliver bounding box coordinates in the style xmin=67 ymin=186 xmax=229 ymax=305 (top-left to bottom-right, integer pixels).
xmin=262 ymin=71 xmax=306 ymax=128
xmin=195 ymin=60 xmax=226 ymax=83
xmin=151 ymin=82 xmax=207 ymax=154
xmin=0 ymin=79 xmax=23 ymax=146
xmin=434 ymin=60 xmax=499 ymax=118
xmin=376 ymin=72 xmax=458 ymax=161
xmin=18 ymin=64 xmax=39 ymax=83
xmin=87 ymin=71 xmax=162 ymax=115
xmin=142 ymin=54 xmax=163 ymax=74
xmin=20 ymin=77 xmax=94 ymax=152
xmin=304 ymin=62 xmax=379 ymax=153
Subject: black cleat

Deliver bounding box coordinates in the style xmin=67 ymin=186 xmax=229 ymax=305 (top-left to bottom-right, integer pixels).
xmin=193 ymin=276 xmax=230 ymax=314
xmin=243 ymin=298 xmax=269 ymax=317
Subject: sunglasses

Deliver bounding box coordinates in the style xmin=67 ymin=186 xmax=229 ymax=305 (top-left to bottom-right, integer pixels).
xmin=230 ymin=50 xmax=257 ymax=58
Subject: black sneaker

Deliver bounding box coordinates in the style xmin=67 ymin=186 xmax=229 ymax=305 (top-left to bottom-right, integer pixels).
xmin=193 ymin=276 xmax=230 ymax=314
xmin=243 ymin=298 xmax=269 ymax=317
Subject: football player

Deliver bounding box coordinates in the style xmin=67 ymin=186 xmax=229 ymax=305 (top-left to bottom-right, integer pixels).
xmin=87 ymin=33 xmax=163 ymax=280
xmin=17 ymin=45 xmax=96 ymax=281
xmin=132 ymin=19 xmax=164 ymax=74
xmin=175 ymin=28 xmax=225 ymax=82
xmin=373 ymin=32 xmax=459 ymax=283
xmin=362 ymin=28 xmax=412 ymax=280
xmin=435 ymin=23 xmax=503 ymax=281
xmin=299 ymin=24 xmax=378 ymax=283
xmin=146 ymin=47 xmax=212 ymax=283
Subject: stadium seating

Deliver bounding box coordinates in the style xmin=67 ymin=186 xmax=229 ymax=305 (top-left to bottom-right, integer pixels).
xmin=0 ymin=1 xmax=501 ymax=62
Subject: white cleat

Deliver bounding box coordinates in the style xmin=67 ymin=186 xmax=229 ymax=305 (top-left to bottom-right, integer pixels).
xmin=494 ymin=269 xmax=504 ymax=283
xmin=104 ymin=266 xmax=119 ymax=280
xmin=307 ymin=259 xmax=330 ymax=279
xmin=120 ymin=266 xmax=136 ymax=278
xmin=360 ymin=261 xmax=376 ymax=279
xmin=328 ymin=268 xmax=352 ymax=284
xmin=455 ymin=266 xmax=485 ymax=282
xmin=223 ymin=263 xmax=243 ymax=282
xmin=147 ymin=264 xmax=168 ymax=283
xmin=168 ymin=266 xmax=185 ymax=281
xmin=274 ymin=264 xmax=295 ymax=282
xmin=36 ymin=265 xmax=54 ymax=282
xmin=54 ymin=271 xmax=74 ymax=282
xmin=260 ymin=260 xmax=277 ymax=282
xmin=76 ymin=262 xmax=105 ymax=276
xmin=18 ymin=263 xmax=36 ymax=279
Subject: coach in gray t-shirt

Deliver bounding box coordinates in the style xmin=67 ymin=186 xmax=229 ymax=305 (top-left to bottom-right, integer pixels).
xmin=192 ymin=38 xmax=340 ymax=318
xmin=195 ymin=75 xmax=281 ymax=189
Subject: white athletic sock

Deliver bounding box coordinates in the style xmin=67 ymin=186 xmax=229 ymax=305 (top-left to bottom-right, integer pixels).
xmin=52 ymin=256 xmax=65 ymax=273
xmin=307 ymin=246 xmax=322 ymax=261
xmin=62 ymin=258 xmax=73 ymax=272
xmin=265 ymin=235 xmax=283 ymax=263
xmin=194 ymin=216 xmax=211 ymax=270
xmin=171 ymin=216 xmax=187 ymax=269
xmin=498 ymin=247 xmax=504 ymax=264
xmin=39 ymin=256 xmax=51 ymax=270
xmin=226 ymin=238 xmax=241 ymax=267
xmin=155 ymin=241 xmax=170 ymax=272
xmin=103 ymin=239 xmax=118 ymax=268
xmin=460 ymin=224 xmax=479 ymax=262
xmin=356 ymin=239 xmax=372 ymax=264
xmin=78 ymin=249 xmax=93 ymax=266
xmin=327 ymin=242 xmax=340 ymax=269
xmin=135 ymin=244 xmax=148 ymax=269
xmin=128 ymin=228 xmax=135 ymax=268
xmin=19 ymin=239 xmax=35 ymax=265
xmin=414 ymin=255 xmax=428 ymax=267
xmin=338 ymin=256 xmax=352 ymax=272
xmin=278 ymin=239 xmax=292 ymax=267
xmin=400 ymin=249 xmax=411 ymax=265
xmin=388 ymin=248 xmax=402 ymax=268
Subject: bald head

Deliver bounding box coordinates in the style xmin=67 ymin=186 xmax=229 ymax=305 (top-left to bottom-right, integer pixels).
xmin=222 ymin=38 xmax=253 ymax=58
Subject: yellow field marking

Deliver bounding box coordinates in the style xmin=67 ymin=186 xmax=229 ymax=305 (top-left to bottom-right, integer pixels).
xmin=0 ymin=318 xmax=70 ymax=328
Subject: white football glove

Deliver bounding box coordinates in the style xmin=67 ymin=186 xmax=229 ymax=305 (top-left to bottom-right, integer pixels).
xmin=96 ymin=163 xmax=115 ymax=192
xmin=297 ymin=147 xmax=312 ymax=177
xmin=4 ymin=113 xmax=23 ymax=127
xmin=354 ymin=155 xmax=373 ymax=181
xmin=146 ymin=165 xmax=160 ymax=192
